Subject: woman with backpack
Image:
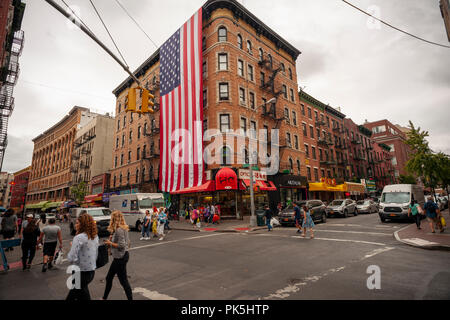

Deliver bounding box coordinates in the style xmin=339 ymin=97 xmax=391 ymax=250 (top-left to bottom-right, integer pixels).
xmin=66 ymin=213 xmax=99 ymax=300
xmin=102 ymin=210 xmax=133 ymax=300
xmin=20 ymin=215 xmax=40 ymax=270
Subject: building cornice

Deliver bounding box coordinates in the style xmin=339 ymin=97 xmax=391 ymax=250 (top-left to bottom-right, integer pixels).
xmin=299 ymin=91 xmax=345 ymax=119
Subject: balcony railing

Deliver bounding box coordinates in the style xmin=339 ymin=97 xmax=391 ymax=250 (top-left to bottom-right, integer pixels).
xmin=351 ymin=139 xmax=362 ymax=145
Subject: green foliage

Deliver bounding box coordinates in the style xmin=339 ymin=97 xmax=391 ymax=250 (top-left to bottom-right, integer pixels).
xmin=398 ymin=174 xmax=417 ymax=184
xmin=71 ymin=182 xmax=88 ymax=206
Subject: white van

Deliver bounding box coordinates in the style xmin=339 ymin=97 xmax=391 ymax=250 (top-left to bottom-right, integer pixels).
xmin=379 ymin=184 xmax=425 ymax=222
xmin=109 ymin=193 xmax=165 ymax=231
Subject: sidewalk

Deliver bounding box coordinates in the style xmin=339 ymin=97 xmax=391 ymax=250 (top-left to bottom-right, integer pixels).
xmin=394 ymin=208 xmax=450 ymax=251
xmin=169 ymin=215 xmax=271 ymax=233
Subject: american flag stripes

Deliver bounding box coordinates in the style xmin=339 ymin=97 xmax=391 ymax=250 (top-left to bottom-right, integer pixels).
xmin=159 ymin=8 xmax=204 ymax=193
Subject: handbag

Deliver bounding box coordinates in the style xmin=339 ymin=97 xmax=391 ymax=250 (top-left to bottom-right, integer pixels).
xmin=96 ymin=244 xmax=109 ymax=269
xmin=54 ymin=249 xmax=64 ymax=265
xmin=271 ymin=217 xmax=280 ymax=226
xmin=441 ymin=216 xmax=447 ymax=228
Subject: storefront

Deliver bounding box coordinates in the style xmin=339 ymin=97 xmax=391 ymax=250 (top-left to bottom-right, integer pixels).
xmin=90 ymin=173 xmax=111 ymax=195
xmin=171 ymin=168 xmax=277 ymax=219
xmin=308 ymin=178 xmax=346 ymax=204
xmin=268 ymin=174 xmax=308 ymax=210
xmin=344 ymin=182 xmax=366 ymax=200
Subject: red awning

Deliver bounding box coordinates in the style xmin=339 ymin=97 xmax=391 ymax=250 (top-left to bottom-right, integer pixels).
xmin=172 ymin=181 xmax=216 ymax=195
xmin=240 ymin=180 xmax=277 ymax=192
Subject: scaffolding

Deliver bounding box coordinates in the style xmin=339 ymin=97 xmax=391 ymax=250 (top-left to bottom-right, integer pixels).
xmin=0 ymin=30 xmax=24 ymax=171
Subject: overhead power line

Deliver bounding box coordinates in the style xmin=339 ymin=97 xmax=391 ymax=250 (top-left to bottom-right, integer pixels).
xmin=89 ymin=0 xmax=129 ymax=68
xmin=114 ymin=0 xmax=159 ymax=49
xmin=341 ymin=0 xmax=450 ymax=49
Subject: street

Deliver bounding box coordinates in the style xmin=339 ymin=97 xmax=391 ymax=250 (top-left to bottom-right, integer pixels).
xmin=1 ymin=213 xmax=449 ymax=300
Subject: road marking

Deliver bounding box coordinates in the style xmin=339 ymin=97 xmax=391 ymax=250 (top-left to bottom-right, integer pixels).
xmin=361 ymin=247 xmax=395 ymax=260
xmin=402 ymin=238 xmax=440 ymax=246
xmin=261 ymin=266 xmax=347 ymax=300
xmin=292 ymin=236 xmax=387 ymax=246
xmin=261 ymin=246 xmax=395 ymax=299
xmin=129 ymin=233 xmax=227 ymax=251
xmin=133 ymin=287 xmax=177 ymax=300
xmin=313 ymin=229 xmax=391 ymax=236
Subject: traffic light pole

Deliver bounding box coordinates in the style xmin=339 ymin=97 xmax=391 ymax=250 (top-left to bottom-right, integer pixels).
xmin=44 ymin=0 xmax=142 ymax=86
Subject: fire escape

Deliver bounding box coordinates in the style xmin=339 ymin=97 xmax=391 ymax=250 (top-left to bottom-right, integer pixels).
xmin=0 ymin=30 xmax=24 ymax=171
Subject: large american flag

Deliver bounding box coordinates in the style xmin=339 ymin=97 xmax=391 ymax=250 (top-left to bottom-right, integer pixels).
xmin=159 ymin=8 xmax=204 ymax=193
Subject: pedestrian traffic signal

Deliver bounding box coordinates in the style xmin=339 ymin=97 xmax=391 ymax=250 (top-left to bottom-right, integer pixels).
xmin=126 ymin=87 xmax=155 ymax=114
xmin=141 ymin=89 xmax=155 ymax=114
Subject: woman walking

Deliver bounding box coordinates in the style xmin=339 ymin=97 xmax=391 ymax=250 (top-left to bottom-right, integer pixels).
xmin=151 ymin=208 xmax=159 ymax=238
xmin=408 ymin=200 xmax=422 ymax=230
xmin=20 ymin=215 xmax=40 ymax=270
xmin=1 ymin=209 xmax=18 ymax=251
xmin=301 ymin=204 xmax=315 ymax=239
xmin=265 ymin=205 xmax=273 ymax=232
xmin=157 ymin=208 xmax=168 ymax=240
xmin=140 ymin=210 xmax=152 ymax=241
xmin=102 ymin=210 xmax=133 ymax=300
xmin=66 ymin=213 xmax=99 ymax=300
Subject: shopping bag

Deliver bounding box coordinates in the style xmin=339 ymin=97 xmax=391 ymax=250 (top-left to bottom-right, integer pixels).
xmin=54 ymin=249 xmax=64 ymax=265
xmin=441 ymin=216 xmax=447 ymax=228
xmin=196 ymin=218 xmax=201 ymax=228
xmin=96 ymin=244 xmax=109 ymax=269
xmin=271 ymin=218 xmax=280 ymax=227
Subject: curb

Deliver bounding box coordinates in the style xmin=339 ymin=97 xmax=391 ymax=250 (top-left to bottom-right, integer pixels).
xmin=394 ymin=225 xmax=450 ymax=252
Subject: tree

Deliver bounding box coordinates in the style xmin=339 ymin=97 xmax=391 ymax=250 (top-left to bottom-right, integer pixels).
xmin=71 ymin=181 xmax=88 ymax=206
xmin=398 ymin=174 xmax=417 ymax=184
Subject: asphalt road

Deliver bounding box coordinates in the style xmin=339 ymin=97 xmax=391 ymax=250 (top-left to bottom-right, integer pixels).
xmin=1 ymin=213 xmax=449 ymax=300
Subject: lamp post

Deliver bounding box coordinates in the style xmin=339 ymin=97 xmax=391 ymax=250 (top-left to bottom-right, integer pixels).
xmin=249 ymin=97 xmax=277 ymax=228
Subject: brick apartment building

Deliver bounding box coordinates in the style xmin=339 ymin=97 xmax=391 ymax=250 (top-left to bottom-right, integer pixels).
xmin=27 ymin=107 xmax=101 ymax=206
xmin=0 ymin=171 xmax=13 ymax=207
xmin=363 ymin=119 xmax=412 ymax=182
xmin=9 ymin=166 xmax=30 ymax=211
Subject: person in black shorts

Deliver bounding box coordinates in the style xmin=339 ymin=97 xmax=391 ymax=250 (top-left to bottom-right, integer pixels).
xmin=37 ymin=218 xmax=63 ymax=272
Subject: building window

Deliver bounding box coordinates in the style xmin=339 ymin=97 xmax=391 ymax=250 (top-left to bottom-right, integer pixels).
xmin=282 ymin=85 xmax=287 ymax=99
xmin=237 ymin=34 xmax=243 ymax=49
xmin=310 ymin=126 xmax=314 ymax=139
xmin=301 ymin=104 xmax=305 ymax=116
xmin=305 ymin=145 xmax=309 ymax=157
xmin=297 ymin=160 xmax=301 ymax=174
xmin=260 ymin=72 xmax=265 ymax=86
xmin=307 ymin=167 xmax=312 ymax=180
xmin=218 ymin=26 xmax=227 ymax=42
xmin=202 ymin=36 xmax=206 ymax=51
xmin=137 ymin=147 xmax=141 ymax=160
xmin=129 ymin=130 xmax=133 ymax=143
xmin=302 ymin=123 xmax=307 ymax=136
xmin=122 ymin=134 xmax=125 ymax=147
xmin=220 ymin=114 xmax=231 ymax=133
xmin=239 ymin=88 xmax=246 ymax=105
xmin=289 ymin=68 xmax=293 ymax=80
xmin=114 ymin=156 xmax=118 ymax=168
xmin=117 ymin=120 xmax=120 ymax=131
xmin=268 ymin=54 xmax=273 ymax=68
xmin=238 ymin=60 xmax=244 ymax=76
xmin=221 ymin=146 xmax=232 ymax=165
xmin=202 ymin=61 xmax=207 ymax=78
xmin=128 ymin=151 xmax=132 ymax=163
xmin=284 ymin=108 xmax=289 ymax=122
xmin=312 ymin=146 xmax=317 ymax=160
xmin=120 ymin=154 xmax=124 ymax=166
xmin=286 ymin=132 xmax=292 ymax=147
xmin=290 ymin=89 xmax=295 ymax=102
xmin=218 ymin=53 xmax=228 ymax=71
xmin=240 ymin=117 xmax=247 ymax=136
xmin=138 ymin=126 xmax=141 ymax=139
xmin=116 ymin=137 xmax=119 ymax=148
xmin=247 ymin=64 xmax=254 ymax=81
xmin=292 ymin=111 xmax=297 ymax=125
xmin=249 ymin=92 xmax=255 ymax=109
xmin=247 ymin=40 xmax=252 ymax=54
xmin=250 ymin=121 xmax=257 ymax=139
xmin=244 ymin=148 xmax=249 ymax=164
xmin=219 ymin=83 xmax=229 ymax=100
xmin=119 ymin=174 xmax=122 ymax=185
xmin=308 ymin=108 xmax=312 ymax=119
xmin=136 ymin=169 xmax=139 ymax=184
xmin=203 ymin=89 xmax=207 ymax=107
xmin=314 ymin=168 xmax=319 ymax=182
xmin=294 ymin=135 xmax=299 ymax=149
xmin=289 ymin=158 xmax=294 ymax=171
xmin=280 ymin=63 xmax=285 ymax=73
xmin=259 ymin=48 xmax=264 ymax=61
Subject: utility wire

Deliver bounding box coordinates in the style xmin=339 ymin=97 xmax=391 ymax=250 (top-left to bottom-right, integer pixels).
xmin=60 ymin=0 xmax=94 ymax=35
xmin=341 ymin=0 xmax=450 ymax=49
xmin=89 ymin=0 xmax=130 ymax=68
xmin=114 ymin=0 xmax=159 ymax=49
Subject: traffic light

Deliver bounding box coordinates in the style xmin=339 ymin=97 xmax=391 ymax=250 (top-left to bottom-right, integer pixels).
xmin=126 ymin=87 xmax=137 ymax=112
xmin=141 ymin=89 xmax=155 ymax=113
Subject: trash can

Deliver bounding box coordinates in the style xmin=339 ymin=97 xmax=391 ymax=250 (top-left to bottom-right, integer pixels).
xmin=256 ymin=210 xmax=266 ymax=227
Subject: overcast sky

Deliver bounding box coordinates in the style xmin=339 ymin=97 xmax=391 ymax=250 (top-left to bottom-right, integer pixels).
xmin=3 ymin=0 xmax=449 ymax=173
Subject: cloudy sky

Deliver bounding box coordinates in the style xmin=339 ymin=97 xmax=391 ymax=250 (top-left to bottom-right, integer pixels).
xmin=3 ymin=0 xmax=450 ymax=173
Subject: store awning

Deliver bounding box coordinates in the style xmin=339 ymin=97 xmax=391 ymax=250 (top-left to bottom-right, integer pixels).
xmin=171 ymin=181 xmax=216 ymax=195
xmin=26 ymin=201 xmax=50 ymax=210
xmin=215 ymin=168 xmax=238 ymax=191
xmin=259 ymin=181 xmax=277 ymax=191
xmin=42 ymin=201 xmax=64 ymax=211
xmin=85 ymin=194 xmax=104 ymax=203
xmin=309 ymin=183 xmax=346 ymax=192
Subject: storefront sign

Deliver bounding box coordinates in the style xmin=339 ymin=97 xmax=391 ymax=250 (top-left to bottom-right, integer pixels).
xmin=216 ymin=168 xmax=238 ymax=191
xmin=274 ymin=175 xmax=308 ymax=188
xmin=238 ymin=169 xmax=267 ymax=181
xmin=320 ymin=177 xmax=337 ymax=186
xmin=91 ymin=175 xmax=104 ymax=185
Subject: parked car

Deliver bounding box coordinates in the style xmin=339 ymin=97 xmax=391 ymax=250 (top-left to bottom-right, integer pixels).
xmin=69 ymin=207 xmax=112 ymax=236
xmin=279 ymin=200 xmax=327 ymax=227
xmin=356 ymin=200 xmax=378 ymax=214
xmin=326 ymin=199 xmax=358 ymax=218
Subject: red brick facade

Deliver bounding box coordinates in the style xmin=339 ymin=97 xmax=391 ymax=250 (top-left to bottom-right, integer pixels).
xmin=9 ymin=166 xmax=30 ymax=210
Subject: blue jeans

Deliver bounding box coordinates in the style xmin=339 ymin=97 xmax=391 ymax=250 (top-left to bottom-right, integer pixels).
xmin=266 ymin=218 xmax=273 ymax=231
xmin=141 ymin=223 xmax=151 ymax=238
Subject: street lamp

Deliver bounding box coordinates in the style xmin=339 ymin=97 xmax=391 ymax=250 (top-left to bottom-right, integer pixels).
xmin=249 ymin=97 xmax=277 ymax=228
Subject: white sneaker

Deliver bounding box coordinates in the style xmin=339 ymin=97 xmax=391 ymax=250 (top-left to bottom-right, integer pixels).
xmin=145 ymin=237 xmax=150 ymax=240
xmin=159 ymin=237 xmax=164 ymax=241
xmin=140 ymin=237 xmax=145 ymax=241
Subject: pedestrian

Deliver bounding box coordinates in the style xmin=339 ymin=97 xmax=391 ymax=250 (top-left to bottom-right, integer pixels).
xmin=66 ymin=213 xmax=99 ymax=301
xmin=293 ymin=202 xmax=302 ymax=234
xmin=204 ymin=205 xmax=211 ymax=224
xmin=20 ymin=215 xmax=40 ymax=270
xmin=301 ymin=204 xmax=315 ymax=239
xmin=191 ymin=206 xmax=199 ymax=226
xmin=140 ymin=210 xmax=152 ymax=241
xmin=1 ymin=209 xmax=18 ymax=251
xmin=36 ymin=213 xmax=47 ymax=231
xmin=158 ymin=208 xmax=168 ymax=240
xmin=265 ymin=205 xmax=273 ymax=232
xmin=151 ymin=209 xmax=159 ymax=238
xmin=209 ymin=204 xmax=216 ymax=224
xmin=424 ymin=197 xmax=443 ymax=233
xmin=17 ymin=214 xmax=23 ymax=234
xmin=164 ymin=208 xmax=171 ymax=231
xmin=102 ymin=210 xmax=133 ymax=300
xmin=408 ymin=200 xmax=422 ymax=230
xmin=37 ymin=217 xmax=63 ymax=272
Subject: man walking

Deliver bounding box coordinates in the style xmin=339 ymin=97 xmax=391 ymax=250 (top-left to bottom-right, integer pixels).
xmin=424 ymin=197 xmax=443 ymax=233
xmin=37 ymin=218 xmax=63 ymax=272
xmin=265 ymin=205 xmax=273 ymax=232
